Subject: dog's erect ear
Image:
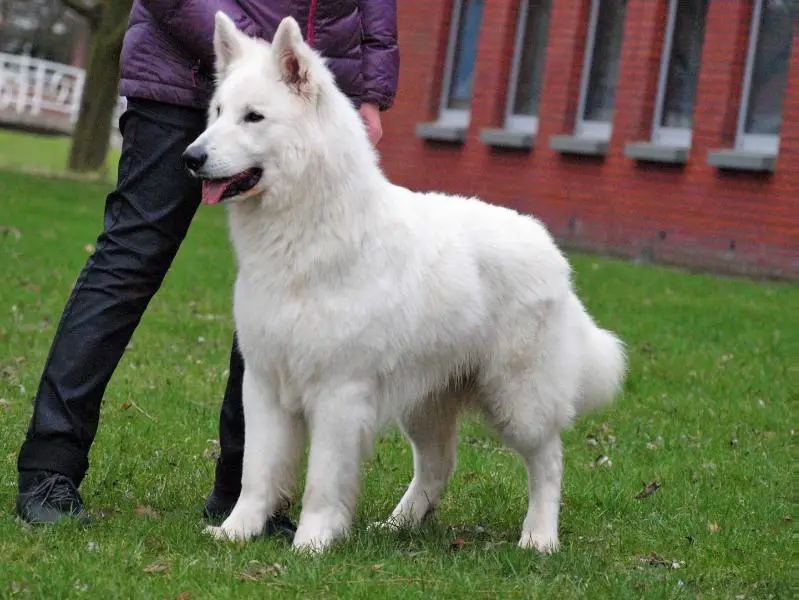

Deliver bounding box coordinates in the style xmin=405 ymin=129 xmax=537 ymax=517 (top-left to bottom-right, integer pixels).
xmin=272 ymin=17 xmax=316 ymax=97
xmin=214 ymin=11 xmax=245 ymax=77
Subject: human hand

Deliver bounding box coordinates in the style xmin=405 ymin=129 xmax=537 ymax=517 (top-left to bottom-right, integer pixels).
xmin=358 ymin=102 xmax=383 ymax=146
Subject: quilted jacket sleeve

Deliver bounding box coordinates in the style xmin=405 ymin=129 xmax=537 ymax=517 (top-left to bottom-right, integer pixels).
xmin=359 ymin=0 xmax=400 ymax=110
xmin=140 ymin=0 xmax=263 ymax=71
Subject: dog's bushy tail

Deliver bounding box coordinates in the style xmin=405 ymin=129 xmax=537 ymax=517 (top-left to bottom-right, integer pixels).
xmin=574 ymin=301 xmax=627 ymax=415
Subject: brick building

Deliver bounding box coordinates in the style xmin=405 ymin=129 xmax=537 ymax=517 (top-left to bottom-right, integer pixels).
xmin=378 ymin=0 xmax=798 ymax=279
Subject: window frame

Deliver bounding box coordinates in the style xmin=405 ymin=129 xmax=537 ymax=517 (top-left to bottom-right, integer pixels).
xmin=437 ymin=0 xmax=476 ymax=129
xmin=503 ymin=0 xmax=551 ymax=134
xmin=735 ymin=0 xmax=782 ymax=155
xmin=651 ymin=0 xmax=695 ymax=148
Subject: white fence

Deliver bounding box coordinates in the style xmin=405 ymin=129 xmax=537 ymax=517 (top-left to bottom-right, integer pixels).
xmin=0 ymin=52 xmax=125 ymax=131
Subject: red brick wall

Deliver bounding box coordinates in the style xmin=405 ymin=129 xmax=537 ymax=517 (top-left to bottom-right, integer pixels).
xmin=379 ymin=0 xmax=799 ymax=280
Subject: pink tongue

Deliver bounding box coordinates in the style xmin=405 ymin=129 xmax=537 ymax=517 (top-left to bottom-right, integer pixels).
xmin=202 ymin=179 xmax=231 ymax=206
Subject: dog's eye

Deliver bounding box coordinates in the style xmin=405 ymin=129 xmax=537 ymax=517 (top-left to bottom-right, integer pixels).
xmin=243 ymin=111 xmax=265 ymax=123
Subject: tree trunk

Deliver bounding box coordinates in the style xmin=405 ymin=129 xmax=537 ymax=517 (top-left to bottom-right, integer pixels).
xmin=67 ymin=0 xmax=132 ymax=174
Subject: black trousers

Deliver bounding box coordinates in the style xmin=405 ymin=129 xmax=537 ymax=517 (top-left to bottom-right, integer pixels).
xmin=17 ymin=98 xmax=244 ymax=495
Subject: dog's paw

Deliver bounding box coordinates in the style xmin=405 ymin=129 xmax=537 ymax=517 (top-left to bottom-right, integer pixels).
xmin=367 ymin=518 xmax=401 ymax=532
xmin=291 ymin=529 xmax=339 ymax=554
xmin=291 ymin=538 xmax=329 ymax=555
xmin=292 ymin=517 xmax=343 ymax=554
xmin=203 ymin=523 xmax=257 ymax=543
xmin=518 ymin=531 xmax=560 ymax=554
xmin=203 ymin=525 xmax=230 ymax=541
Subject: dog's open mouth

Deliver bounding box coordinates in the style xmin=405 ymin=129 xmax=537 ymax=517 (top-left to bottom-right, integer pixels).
xmin=201 ymin=168 xmax=263 ymax=205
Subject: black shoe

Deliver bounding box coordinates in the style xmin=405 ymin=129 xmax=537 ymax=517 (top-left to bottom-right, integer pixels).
xmin=262 ymin=511 xmax=297 ymax=541
xmin=202 ymin=488 xmax=239 ymax=522
xmin=16 ymin=471 xmax=92 ymax=525
xmin=203 ymin=489 xmax=297 ymax=541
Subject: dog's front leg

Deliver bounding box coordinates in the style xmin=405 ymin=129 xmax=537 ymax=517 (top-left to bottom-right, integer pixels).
xmin=205 ymin=368 xmax=303 ymax=543
xmin=292 ymin=382 xmax=377 ymax=554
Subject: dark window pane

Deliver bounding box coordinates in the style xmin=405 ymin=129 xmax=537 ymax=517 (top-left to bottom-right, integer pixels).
xmin=512 ymin=0 xmax=552 ymax=117
xmin=582 ymin=0 xmax=627 ymax=123
xmin=744 ymin=0 xmax=795 ymax=135
xmin=660 ymin=0 xmax=709 ymax=128
xmin=447 ymin=0 xmax=484 ymax=110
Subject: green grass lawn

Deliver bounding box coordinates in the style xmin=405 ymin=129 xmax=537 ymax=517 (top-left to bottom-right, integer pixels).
xmin=0 ymin=129 xmax=120 ymax=179
xmin=0 ymin=164 xmax=794 ymax=599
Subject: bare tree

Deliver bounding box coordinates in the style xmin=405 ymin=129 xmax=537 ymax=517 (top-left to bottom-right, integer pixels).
xmin=62 ymin=0 xmax=132 ymax=173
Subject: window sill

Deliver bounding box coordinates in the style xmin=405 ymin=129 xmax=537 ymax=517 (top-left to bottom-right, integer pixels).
xmin=479 ymin=128 xmax=534 ymax=150
xmin=624 ymin=141 xmax=689 ymax=164
xmin=549 ymin=135 xmax=608 ymax=156
xmin=707 ymin=149 xmax=776 ymax=172
xmin=415 ymin=122 xmax=467 ymax=144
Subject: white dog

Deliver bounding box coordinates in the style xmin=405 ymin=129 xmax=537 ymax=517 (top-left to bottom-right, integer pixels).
xmin=184 ymin=13 xmax=626 ymax=555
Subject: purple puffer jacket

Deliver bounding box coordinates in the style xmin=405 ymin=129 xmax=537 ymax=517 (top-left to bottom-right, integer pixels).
xmin=118 ymin=0 xmax=399 ymax=111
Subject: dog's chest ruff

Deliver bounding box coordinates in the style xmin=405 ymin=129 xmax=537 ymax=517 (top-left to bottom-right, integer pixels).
xmin=231 ymin=250 xmax=490 ymax=416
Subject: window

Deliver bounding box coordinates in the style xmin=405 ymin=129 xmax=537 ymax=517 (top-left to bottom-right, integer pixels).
xmin=438 ymin=0 xmax=485 ymax=127
xmin=575 ymin=0 xmax=628 ymax=140
xmin=652 ymin=0 xmax=709 ymax=148
xmin=736 ymin=0 xmax=794 ymax=155
xmin=504 ymin=0 xmax=552 ymax=133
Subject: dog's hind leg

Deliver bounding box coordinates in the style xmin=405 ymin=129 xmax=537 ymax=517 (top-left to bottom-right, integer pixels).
xmin=515 ymin=433 xmax=563 ymax=553
xmin=292 ymin=382 xmax=378 ymax=553
xmin=481 ymin=374 xmax=567 ymax=554
xmin=374 ymin=396 xmax=459 ymax=530
xmin=205 ymin=368 xmax=303 ymax=542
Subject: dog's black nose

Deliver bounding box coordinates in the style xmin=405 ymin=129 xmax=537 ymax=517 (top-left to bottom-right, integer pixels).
xmin=182 ymin=146 xmax=208 ymax=171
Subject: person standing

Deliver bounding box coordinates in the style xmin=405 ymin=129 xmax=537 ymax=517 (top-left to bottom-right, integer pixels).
xmin=14 ymin=0 xmax=399 ymax=539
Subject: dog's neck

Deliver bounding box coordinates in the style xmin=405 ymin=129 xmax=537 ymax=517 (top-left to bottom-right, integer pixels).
xmin=226 ymin=130 xmax=388 ymax=288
